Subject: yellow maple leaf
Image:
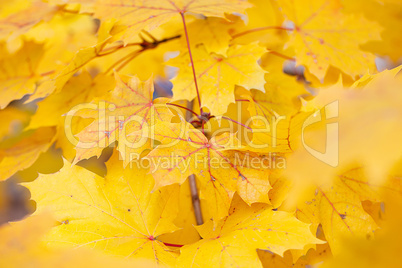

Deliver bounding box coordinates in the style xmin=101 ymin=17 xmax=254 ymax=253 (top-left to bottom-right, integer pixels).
xmin=0 ymin=127 xmax=56 ymax=181
xmin=241 ymin=98 xmax=308 ymax=155
xmin=73 ymin=72 xmax=172 ymax=165
xmin=0 ymin=0 xmax=58 ymax=44
xmin=342 ymin=0 xmax=402 ymax=62
xmin=24 ymin=11 xmax=99 ymax=66
xmin=291 ymin=162 xmax=402 ymax=258
xmin=322 ymin=165 xmax=402 ymax=268
xmin=183 ymin=16 xmax=243 ymax=56
xmin=321 ymin=164 xmax=402 ymax=229
xmin=235 ymin=47 xmax=310 ymax=154
xmin=295 ymin=173 xmax=378 ymax=255
xmin=169 ymin=43 xmax=266 ymax=115
xmin=2 ymin=9 xmax=100 ymax=106
xmin=26 ymin=20 xmax=116 ymax=102
xmin=88 ymin=0 xmax=251 ymax=42
xmin=0 ymin=213 xmax=161 ymax=268
xmin=278 ymin=0 xmax=382 ymax=80
xmin=146 ymin=119 xmax=273 ymax=220
xmin=177 ymin=195 xmax=322 ymax=267
xmin=25 ymin=158 xmax=180 ymax=266
xmin=0 ymin=41 xmax=46 ymax=109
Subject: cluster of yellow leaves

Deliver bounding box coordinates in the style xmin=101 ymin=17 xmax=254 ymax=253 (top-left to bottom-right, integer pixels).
xmin=0 ymin=213 xmax=159 ymax=268
xmin=0 ymin=0 xmax=402 ymax=267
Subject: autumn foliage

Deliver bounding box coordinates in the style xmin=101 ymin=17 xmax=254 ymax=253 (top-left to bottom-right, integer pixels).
xmin=1 ymin=0 xmax=402 ymax=267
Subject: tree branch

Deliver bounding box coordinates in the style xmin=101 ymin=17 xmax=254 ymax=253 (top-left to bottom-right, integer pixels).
xmin=185 ymin=100 xmax=204 ymax=226
xmin=104 ymin=34 xmax=181 ymax=74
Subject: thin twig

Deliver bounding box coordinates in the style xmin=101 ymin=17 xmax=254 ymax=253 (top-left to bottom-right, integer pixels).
xmin=104 ymin=34 xmax=181 ymax=74
xmin=166 ymin=103 xmax=199 ymax=117
xmin=189 ymin=175 xmax=203 ymax=225
xmin=141 ymin=30 xmax=158 ymax=42
xmin=105 ymin=49 xmax=144 ymax=74
xmin=268 ymin=50 xmax=296 ymax=62
xmin=98 ymin=42 xmax=143 ymax=56
xmin=180 ymin=13 xmax=203 ymax=115
xmin=185 ymin=100 xmax=204 ymax=226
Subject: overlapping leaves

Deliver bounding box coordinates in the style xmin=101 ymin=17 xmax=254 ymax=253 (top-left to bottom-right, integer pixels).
xmin=0 ymin=0 xmax=401 ymax=267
